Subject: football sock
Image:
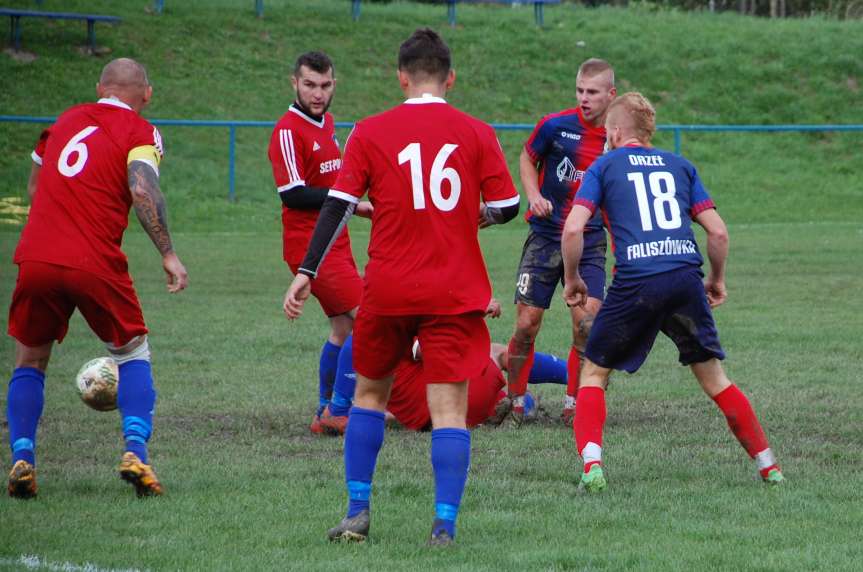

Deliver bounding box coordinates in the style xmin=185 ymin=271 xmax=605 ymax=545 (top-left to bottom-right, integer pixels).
xmin=344 ymin=407 xmax=385 ymax=517
xmin=506 ymin=337 xmax=534 ymax=397
xmin=431 ymin=428 xmax=471 ymax=539
xmin=712 ymin=384 xmax=777 ymax=476
xmin=6 ymin=367 xmax=45 ymax=466
xmin=566 ymin=347 xmax=581 ymax=398
xmin=574 ymin=386 xmax=606 ymax=472
xmin=527 ymin=352 xmax=567 ymax=385
xmin=329 ymin=336 xmax=355 ymax=417
xmin=318 ymin=340 xmax=342 ymax=413
xmin=117 ymin=360 xmax=156 ymax=465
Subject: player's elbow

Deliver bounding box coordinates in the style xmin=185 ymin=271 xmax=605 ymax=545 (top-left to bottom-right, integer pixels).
xmin=562 ymin=219 xmax=585 ymax=241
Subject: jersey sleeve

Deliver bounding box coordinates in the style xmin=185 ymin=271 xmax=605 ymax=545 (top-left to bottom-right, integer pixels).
xmin=523 ymin=116 xmax=554 ymax=162
xmin=31 ymin=128 xmax=50 ymax=166
xmin=573 ymin=162 xmax=603 ymax=215
xmin=687 ymin=163 xmax=716 ymax=216
xmin=329 ymin=125 xmax=368 ymax=204
xmin=268 ymin=124 xmax=307 ymax=192
xmin=479 ymin=129 xmax=519 ymax=207
xmin=127 ymin=121 xmax=165 ymax=172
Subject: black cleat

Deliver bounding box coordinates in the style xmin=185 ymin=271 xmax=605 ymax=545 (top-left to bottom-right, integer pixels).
xmin=327 ymin=510 xmax=370 ymax=543
xmin=427 ymin=520 xmax=455 ymax=547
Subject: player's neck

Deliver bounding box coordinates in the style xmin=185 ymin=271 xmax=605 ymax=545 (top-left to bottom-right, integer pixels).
xmin=621 ymin=137 xmax=649 ymax=148
xmin=403 ymin=84 xmax=447 ymax=100
xmin=292 ymin=100 xmax=324 ymax=122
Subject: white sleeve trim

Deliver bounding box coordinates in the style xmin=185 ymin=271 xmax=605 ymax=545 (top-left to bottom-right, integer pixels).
xmin=328 ymin=189 xmax=360 ymax=204
xmin=485 ymin=195 xmax=520 ymax=208
xmin=277 ymin=180 xmax=306 ymax=193
xmin=31 ymin=151 xmax=43 ymax=166
xmin=279 ymin=128 xmax=302 ymax=184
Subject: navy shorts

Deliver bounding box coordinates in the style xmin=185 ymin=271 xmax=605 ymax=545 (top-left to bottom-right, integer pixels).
xmin=584 ymin=266 xmax=725 ymax=374
xmin=514 ymin=229 xmax=606 ymax=309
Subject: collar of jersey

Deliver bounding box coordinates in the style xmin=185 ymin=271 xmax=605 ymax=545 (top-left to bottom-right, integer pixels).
xmin=289 ymin=104 xmax=325 ymax=128
xmin=97 ymin=97 xmax=132 ymax=111
xmin=404 ymin=93 xmax=446 ymax=105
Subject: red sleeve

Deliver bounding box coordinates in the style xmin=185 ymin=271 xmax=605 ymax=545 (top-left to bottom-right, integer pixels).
xmin=268 ymin=124 xmax=307 ymax=192
xmin=330 ymin=125 xmax=368 ymax=203
xmin=129 ymin=119 xmax=165 ymax=160
xmin=32 ymin=128 xmax=50 ymax=165
xmin=478 ymin=126 xmax=519 ymax=207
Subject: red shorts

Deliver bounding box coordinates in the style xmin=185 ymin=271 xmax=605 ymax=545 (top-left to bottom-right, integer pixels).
xmin=387 ymin=357 xmax=506 ymax=430
xmin=352 ymin=308 xmax=490 ymax=383
xmin=286 ymin=237 xmax=362 ymax=318
xmin=8 ymin=261 xmax=147 ymax=347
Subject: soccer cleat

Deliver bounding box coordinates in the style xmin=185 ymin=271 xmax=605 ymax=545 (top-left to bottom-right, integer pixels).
xmin=327 ymin=509 xmax=370 ymax=543
xmin=577 ymin=464 xmax=607 ymax=494
xmin=310 ymin=413 xmax=324 ymax=435
xmin=486 ymin=394 xmax=512 ymax=426
xmin=118 ymin=452 xmax=163 ymax=497
xmin=320 ymin=407 xmax=349 ymax=436
xmin=427 ymin=520 xmax=455 ymax=547
xmin=560 ymin=406 xmax=576 ymax=427
xmin=8 ymin=460 xmax=37 ymax=499
xmin=762 ymin=467 xmax=785 ymax=485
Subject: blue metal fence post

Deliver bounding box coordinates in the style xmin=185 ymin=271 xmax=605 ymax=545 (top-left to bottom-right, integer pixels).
xmin=535 ymin=2 xmax=544 ymax=27
xmin=352 ymin=0 xmax=361 ymax=21
xmin=154 ymin=0 xmax=164 ymax=14
xmin=674 ymin=128 xmax=682 ymax=154
xmin=228 ymin=125 xmax=236 ymax=202
xmin=448 ymin=1 xmax=457 ymax=27
xmin=255 ymin=0 xmax=264 ymax=18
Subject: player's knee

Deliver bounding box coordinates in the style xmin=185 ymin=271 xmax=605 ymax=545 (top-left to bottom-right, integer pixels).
xmin=106 ymin=335 xmax=151 ymax=364
xmin=513 ymin=319 xmax=541 ymax=344
xmin=572 ymin=314 xmax=595 ymax=350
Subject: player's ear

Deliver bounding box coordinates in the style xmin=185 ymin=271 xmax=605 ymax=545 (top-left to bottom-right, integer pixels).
xmin=445 ymin=69 xmax=456 ymax=91
xmin=397 ymin=69 xmax=410 ymax=92
xmin=290 ymin=74 xmax=299 ymax=92
xmin=96 ymin=82 xmax=104 ymax=98
xmin=142 ymin=85 xmax=153 ymax=107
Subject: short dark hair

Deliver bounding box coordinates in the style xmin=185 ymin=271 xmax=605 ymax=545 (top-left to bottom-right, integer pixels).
xmin=293 ymin=51 xmax=334 ymax=77
xmin=397 ymin=28 xmax=451 ymax=83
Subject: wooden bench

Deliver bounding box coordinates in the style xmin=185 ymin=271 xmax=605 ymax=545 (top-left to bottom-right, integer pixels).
xmin=0 ymin=9 xmax=121 ymax=52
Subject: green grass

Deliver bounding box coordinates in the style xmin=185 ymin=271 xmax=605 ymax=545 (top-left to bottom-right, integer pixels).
xmin=1 ymin=0 xmax=862 ymax=570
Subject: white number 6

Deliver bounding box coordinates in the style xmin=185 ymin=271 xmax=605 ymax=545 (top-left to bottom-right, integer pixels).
xmin=58 ymin=126 xmax=99 ymax=178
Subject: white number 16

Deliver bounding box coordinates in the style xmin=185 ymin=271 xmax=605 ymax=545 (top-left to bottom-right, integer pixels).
xmin=398 ymin=143 xmax=462 ymax=212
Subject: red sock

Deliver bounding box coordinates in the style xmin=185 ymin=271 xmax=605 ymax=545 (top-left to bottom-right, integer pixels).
xmin=712 ymin=384 xmax=774 ymax=472
xmin=566 ymin=347 xmax=581 ymax=398
xmin=506 ymin=337 xmax=534 ymax=397
xmin=574 ymin=386 xmax=606 ymax=470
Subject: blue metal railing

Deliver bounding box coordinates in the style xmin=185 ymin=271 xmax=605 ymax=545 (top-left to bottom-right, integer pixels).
xmin=2 ymin=115 xmax=861 ymax=201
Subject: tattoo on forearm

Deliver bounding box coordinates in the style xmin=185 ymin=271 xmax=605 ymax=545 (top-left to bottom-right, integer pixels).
xmin=129 ymin=161 xmax=173 ymax=255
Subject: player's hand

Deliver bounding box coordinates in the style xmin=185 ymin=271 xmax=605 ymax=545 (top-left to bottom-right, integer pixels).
xmin=529 ymin=195 xmax=553 ymax=218
xmin=478 ymin=204 xmax=492 ymax=229
xmin=162 ymin=252 xmax=188 ymax=294
xmin=704 ymin=276 xmax=727 ymax=308
xmin=563 ymin=277 xmax=588 ymax=308
xmin=356 ymin=201 xmax=374 ymax=219
xmin=485 ymin=298 xmax=502 ymax=318
xmin=283 ymin=274 xmax=312 ymax=319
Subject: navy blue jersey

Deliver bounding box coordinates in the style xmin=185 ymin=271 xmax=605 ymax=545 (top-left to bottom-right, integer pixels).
xmin=575 ymin=145 xmax=716 ymax=279
xmin=524 ymin=108 xmax=606 ymax=243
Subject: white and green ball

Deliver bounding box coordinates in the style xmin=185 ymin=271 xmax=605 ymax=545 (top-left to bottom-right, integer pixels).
xmin=75 ymin=357 xmax=119 ymax=411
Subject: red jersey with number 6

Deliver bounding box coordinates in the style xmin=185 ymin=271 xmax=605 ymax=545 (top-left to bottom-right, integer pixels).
xmin=331 ymin=95 xmax=519 ymax=315
xmin=15 ymin=98 xmax=164 ymax=280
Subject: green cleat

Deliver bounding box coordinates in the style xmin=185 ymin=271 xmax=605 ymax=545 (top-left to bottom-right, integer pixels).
xmin=762 ymin=468 xmax=784 ymax=485
xmin=578 ymin=464 xmax=607 ymax=494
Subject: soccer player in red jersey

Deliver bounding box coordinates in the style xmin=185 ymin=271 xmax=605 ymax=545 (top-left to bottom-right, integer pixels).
xmin=267 ymin=52 xmax=370 ymax=434
xmin=562 ymin=93 xmax=783 ymax=492
xmin=505 ymin=59 xmax=616 ymax=425
xmin=284 ymin=29 xmax=520 ymax=545
xmin=5 ymin=59 xmax=188 ymax=499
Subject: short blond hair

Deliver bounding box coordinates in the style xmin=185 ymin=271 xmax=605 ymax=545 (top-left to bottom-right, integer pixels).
xmin=607 ymin=92 xmax=656 ymax=144
xmin=577 ymin=58 xmax=614 ymax=87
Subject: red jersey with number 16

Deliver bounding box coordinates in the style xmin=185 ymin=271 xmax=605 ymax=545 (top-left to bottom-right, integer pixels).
xmin=331 ymin=95 xmax=519 ymax=316
xmin=14 ymin=98 xmax=164 ymax=280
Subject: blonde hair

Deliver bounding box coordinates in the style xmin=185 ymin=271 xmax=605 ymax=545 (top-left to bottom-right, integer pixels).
xmin=577 ymin=58 xmax=614 ymax=87
xmin=607 ymin=92 xmax=656 ymax=143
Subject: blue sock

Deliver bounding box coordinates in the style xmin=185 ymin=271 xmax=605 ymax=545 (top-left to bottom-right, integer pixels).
xmin=344 ymin=407 xmax=385 ymax=517
xmin=6 ymin=367 xmax=45 ymax=466
xmin=329 ymin=336 xmax=355 ymax=417
xmin=117 ymin=360 xmax=156 ymax=465
xmin=318 ymin=341 xmax=341 ymax=413
xmin=431 ymin=428 xmax=471 ymax=539
xmin=528 ymin=352 xmax=568 ymax=385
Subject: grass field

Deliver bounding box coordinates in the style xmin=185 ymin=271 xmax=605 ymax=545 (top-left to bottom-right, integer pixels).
xmin=1 ymin=0 xmax=863 ymax=570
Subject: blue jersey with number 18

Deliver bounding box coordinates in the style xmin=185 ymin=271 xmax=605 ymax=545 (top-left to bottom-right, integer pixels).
xmin=574 ymin=145 xmax=717 ymax=280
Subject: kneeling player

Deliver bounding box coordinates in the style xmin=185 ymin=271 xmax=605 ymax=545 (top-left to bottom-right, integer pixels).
xmin=6 ymin=59 xmax=188 ymax=499
xmin=562 ymin=92 xmax=783 ymax=493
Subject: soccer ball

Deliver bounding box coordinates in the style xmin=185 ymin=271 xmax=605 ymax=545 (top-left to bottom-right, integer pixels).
xmin=75 ymin=357 xmax=119 ymax=411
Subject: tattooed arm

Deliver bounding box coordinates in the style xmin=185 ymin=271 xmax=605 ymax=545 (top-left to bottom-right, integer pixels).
xmin=128 ymin=160 xmax=188 ymax=293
